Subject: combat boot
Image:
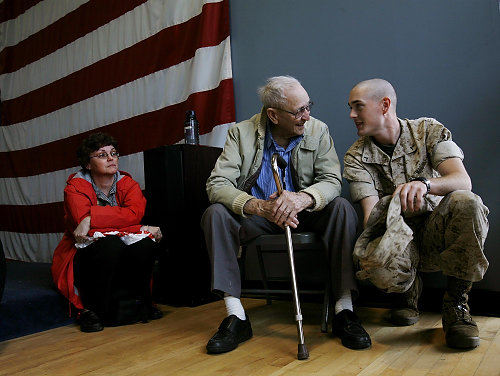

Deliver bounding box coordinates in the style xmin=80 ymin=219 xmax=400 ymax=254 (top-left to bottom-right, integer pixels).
xmin=390 ymin=274 xmax=422 ymax=326
xmin=442 ymin=276 xmax=479 ymax=349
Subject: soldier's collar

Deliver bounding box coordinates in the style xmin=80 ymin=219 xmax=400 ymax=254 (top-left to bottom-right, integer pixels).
xmin=392 ymin=118 xmax=417 ymax=159
xmin=361 ymin=119 xmax=416 ymax=164
xmin=362 ymin=137 xmax=391 ymax=164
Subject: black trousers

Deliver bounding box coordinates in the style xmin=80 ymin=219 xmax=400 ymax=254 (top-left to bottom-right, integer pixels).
xmin=73 ymin=236 xmax=156 ymax=324
xmin=201 ymin=197 xmax=359 ymax=300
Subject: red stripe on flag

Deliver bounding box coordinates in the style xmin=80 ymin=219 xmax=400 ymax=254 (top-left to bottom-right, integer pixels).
xmin=0 ymin=202 xmax=64 ymax=233
xmin=1 ymin=0 xmax=230 ymax=126
xmin=0 ymin=0 xmax=43 ymax=23
xmin=0 ymin=0 xmax=148 ymax=74
xmin=0 ymin=78 xmax=235 ymax=178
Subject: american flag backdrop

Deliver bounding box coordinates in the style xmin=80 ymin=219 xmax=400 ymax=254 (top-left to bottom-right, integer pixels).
xmin=0 ymin=0 xmax=235 ymax=262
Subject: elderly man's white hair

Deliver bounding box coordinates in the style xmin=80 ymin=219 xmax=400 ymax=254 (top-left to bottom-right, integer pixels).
xmin=258 ymin=75 xmax=302 ymax=109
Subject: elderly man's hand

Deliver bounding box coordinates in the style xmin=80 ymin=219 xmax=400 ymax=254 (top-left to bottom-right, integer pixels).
xmin=244 ymin=191 xmax=313 ymax=229
xmin=393 ymin=181 xmax=427 ymax=212
xmin=256 ymin=199 xmax=299 ymax=229
xmin=268 ymin=191 xmax=313 ymax=227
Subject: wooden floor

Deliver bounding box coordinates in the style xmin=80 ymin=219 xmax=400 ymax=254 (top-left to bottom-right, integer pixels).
xmin=1 ymin=299 xmax=499 ymax=376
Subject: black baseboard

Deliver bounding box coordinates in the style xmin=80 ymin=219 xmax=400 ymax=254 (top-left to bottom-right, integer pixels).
xmin=356 ymin=284 xmax=500 ymax=317
xmin=242 ymin=280 xmax=500 ymax=317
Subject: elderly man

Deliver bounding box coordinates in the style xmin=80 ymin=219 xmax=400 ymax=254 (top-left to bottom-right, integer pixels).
xmin=201 ymin=76 xmax=371 ymax=354
xmin=344 ymin=78 xmax=489 ymax=349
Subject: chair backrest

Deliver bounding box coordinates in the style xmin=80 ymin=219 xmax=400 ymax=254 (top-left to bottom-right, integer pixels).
xmin=243 ymin=232 xmax=326 ymax=284
xmin=248 ymin=232 xmax=322 ymax=249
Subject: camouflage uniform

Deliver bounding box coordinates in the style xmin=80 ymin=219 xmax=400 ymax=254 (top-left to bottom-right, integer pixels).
xmin=344 ymin=118 xmax=489 ymax=291
xmin=353 ymin=194 xmax=419 ymax=293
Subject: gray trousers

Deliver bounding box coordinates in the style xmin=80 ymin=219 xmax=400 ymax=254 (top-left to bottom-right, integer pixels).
xmin=201 ymin=197 xmax=359 ymax=300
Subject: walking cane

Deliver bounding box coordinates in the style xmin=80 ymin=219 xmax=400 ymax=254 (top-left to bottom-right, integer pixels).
xmin=271 ymin=153 xmax=309 ymax=360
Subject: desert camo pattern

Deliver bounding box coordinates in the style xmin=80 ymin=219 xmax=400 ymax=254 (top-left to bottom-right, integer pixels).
xmin=347 ymin=118 xmax=489 ymax=291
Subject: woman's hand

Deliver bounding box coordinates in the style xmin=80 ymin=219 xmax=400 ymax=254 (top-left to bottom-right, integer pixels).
xmin=141 ymin=225 xmax=163 ymax=241
xmin=74 ymin=216 xmax=91 ymax=243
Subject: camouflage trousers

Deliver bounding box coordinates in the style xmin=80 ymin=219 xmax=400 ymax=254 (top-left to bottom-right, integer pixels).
xmin=354 ymin=190 xmax=489 ymax=293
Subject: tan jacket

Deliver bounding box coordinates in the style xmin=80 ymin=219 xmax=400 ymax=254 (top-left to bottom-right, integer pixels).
xmin=206 ymin=108 xmax=342 ymax=216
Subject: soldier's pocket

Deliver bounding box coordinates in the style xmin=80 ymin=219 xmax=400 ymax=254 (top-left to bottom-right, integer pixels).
xmin=373 ymin=177 xmax=395 ymax=197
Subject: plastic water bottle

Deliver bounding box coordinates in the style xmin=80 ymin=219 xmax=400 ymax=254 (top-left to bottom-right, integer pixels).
xmin=184 ymin=110 xmax=199 ymax=145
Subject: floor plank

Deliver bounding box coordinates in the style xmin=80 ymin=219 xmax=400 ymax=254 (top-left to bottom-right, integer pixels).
xmin=0 ymin=299 xmax=498 ymax=376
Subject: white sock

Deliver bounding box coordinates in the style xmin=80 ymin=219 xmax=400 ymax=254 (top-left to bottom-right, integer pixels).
xmin=334 ymin=289 xmax=353 ymax=314
xmin=224 ymin=294 xmax=246 ymax=320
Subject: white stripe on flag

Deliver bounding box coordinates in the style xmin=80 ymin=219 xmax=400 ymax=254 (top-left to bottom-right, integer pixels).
xmin=0 ymin=0 xmax=90 ymax=50
xmin=0 ymin=37 xmax=232 ymax=152
xmin=0 ymin=0 xmax=223 ymax=100
xmin=199 ymin=121 xmax=233 ymax=149
xmin=0 ymin=231 xmax=63 ymax=262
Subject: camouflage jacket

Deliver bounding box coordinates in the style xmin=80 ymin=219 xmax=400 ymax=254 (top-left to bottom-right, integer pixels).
xmin=343 ymin=117 xmax=464 ymax=213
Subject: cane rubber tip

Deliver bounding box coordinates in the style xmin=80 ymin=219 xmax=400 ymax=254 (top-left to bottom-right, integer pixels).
xmin=297 ymin=344 xmax=309 ymax=360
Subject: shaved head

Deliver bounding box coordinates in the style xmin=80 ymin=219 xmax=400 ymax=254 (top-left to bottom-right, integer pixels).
xmin=352 ymin=78 xmax=397 ymax=111
xmin=348 ymin=78 xmax=400 ymax=141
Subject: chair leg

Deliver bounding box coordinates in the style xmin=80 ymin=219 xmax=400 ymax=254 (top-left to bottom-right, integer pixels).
xmin=321 ymin=282 xmax=331 ymax=333
xmin=256 ymin=245 xmax=272 ymax=305
xmin=239 ymin=246 xmax=247 ymax=288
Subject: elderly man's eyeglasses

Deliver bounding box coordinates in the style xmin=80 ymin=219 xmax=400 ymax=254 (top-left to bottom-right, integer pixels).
xmin=278 ymin=101 xmax=314 ymax=119
xmin=90 ymin=151 xmax=120 ymax=160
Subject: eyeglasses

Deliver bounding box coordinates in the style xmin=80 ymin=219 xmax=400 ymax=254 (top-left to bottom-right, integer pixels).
xmin=277 ymin=101 xmax=314 ymax=119
xmin=90 ymin=151 xmax=120 ymax=160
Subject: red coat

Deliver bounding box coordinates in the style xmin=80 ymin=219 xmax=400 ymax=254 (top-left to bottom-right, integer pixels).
xmin=51 ymin=171 xmax=146 ymax=309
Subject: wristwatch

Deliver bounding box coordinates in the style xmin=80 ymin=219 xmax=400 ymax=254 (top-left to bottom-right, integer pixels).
xmin=410 ymin=177 xmax=431 ymax=195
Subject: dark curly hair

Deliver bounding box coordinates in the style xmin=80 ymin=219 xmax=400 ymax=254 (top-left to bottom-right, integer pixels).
xmin=77 ymin=132 xmax=119 ymax=170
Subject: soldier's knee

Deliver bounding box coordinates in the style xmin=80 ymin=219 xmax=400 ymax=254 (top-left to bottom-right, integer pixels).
xmin=446 ymin=190 xmax=483 ymax=214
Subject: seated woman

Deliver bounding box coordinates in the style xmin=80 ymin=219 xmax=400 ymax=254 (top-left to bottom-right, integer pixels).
xmin=52 ymin=132 xmax=162 ymax=332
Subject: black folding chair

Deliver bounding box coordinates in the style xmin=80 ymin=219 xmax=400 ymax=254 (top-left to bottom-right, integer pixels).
xmin=240 ymin=232 xmax=331 ymax=333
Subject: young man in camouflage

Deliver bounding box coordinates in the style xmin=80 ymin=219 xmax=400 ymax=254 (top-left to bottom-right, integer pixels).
xmin=343 ymin=78 xmax=489 ymax=349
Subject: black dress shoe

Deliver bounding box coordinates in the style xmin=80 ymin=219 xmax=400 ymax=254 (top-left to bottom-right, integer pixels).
xmin=333 ymin=309 xmax=371 ymax=350
xmin=206 ymin=315 xmax=253 ymax=354
xmin=78 ymin=309 xmax=104 ymax=333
